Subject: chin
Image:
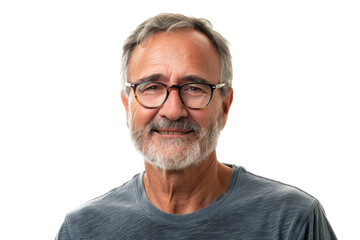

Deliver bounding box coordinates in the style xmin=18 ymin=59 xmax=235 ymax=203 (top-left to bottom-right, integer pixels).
xmin=144 ymin=141 xmax=204 ymax=171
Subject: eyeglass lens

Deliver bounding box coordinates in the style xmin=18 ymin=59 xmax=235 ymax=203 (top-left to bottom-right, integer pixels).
xmin=135 ymin=82 xmax=212 ymax=109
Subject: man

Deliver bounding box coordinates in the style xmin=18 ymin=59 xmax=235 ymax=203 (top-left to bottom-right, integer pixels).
xmin=56 ymin=13 xmax=337 ymax=239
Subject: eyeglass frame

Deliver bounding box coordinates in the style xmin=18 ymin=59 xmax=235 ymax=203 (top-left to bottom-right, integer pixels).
xmin=124 ymin=81 xmax=227 ymax=110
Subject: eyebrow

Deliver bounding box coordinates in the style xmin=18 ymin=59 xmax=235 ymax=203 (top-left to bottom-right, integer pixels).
xmin=179 ymin=75 xmax=210 ymax=84
xmin=134 ymin=74 xmax=210 ymax=85
xmin=135 ymin=74 xmax=163 ymax=84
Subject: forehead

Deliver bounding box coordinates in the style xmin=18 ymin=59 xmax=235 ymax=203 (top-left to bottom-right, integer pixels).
xmin=128 ymin=30 xmax=220 ymax=83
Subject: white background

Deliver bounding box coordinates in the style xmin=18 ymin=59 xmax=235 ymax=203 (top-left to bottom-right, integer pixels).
xmin=0 ymin=0 xmax=359 ymax=239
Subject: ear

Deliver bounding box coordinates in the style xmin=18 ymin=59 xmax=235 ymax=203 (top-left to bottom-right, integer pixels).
xmin=221 ymin=88 xmax=233 ymax=129
xmin=121 ymin=92 xmax=129 ymax=128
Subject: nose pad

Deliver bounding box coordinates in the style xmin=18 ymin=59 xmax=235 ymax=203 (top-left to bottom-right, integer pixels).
xmin=167 ymin=86 xmax=184 ymax=104
xmin=159 ymin=87 xmax=187 ymax=120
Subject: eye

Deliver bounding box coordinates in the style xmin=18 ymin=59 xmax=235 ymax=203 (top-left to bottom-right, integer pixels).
xmin=182 ymin=84 xmax=209 ymax=95
xmin=138 ymin=83 xmax=165 ymax=94
xmin=144 ymin=85 xmax=160 ymax=91
xmin=189 ymin=86 xmax=202 ymax=92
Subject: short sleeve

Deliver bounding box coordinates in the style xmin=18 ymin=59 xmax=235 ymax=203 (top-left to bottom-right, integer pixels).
xmin=55 ymin=216 xmax=73 ymax=240
xmin=295 ymin=201 xmax=337 ymax=240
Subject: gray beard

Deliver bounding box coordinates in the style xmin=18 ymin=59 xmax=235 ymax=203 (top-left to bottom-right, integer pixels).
xmin=129 ymin=111 xmax=223 ymax=171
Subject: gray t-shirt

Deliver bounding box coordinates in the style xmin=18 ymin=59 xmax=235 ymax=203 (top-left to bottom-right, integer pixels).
xmin=56 ymin=165 xmax=337 ymax=239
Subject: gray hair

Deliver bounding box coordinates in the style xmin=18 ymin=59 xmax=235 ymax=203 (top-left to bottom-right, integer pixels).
xmin=121 ymin=13 xmax=233 ymax=97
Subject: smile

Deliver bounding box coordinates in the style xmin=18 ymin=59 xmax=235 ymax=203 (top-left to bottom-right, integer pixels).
xmin=154 ymin=129 xmax=193 ymax=135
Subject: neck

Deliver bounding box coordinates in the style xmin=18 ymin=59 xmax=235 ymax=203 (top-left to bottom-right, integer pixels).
xmin=143 ymin=151 xmax=232 ymax=214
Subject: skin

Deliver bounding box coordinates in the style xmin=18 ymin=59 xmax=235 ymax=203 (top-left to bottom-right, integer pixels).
xmin=121 ymin=29 xmax=234 ymax=214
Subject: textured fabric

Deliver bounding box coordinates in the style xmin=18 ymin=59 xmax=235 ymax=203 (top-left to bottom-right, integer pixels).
xmin=55 ymin=165 xmax=337 ymax=239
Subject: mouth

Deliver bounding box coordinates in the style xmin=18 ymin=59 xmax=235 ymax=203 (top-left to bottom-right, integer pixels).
xmin=153 ymin=129 xmax=193 ymax=136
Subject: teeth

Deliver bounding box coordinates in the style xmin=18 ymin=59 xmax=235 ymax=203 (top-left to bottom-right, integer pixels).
xmin=157 ymin=131 xmax=188 ymax=135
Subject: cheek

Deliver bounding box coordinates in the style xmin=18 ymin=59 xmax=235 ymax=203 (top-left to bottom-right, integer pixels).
xmin=189 ymin=97 xmax=223 ymax=127
xmin=129 ymin=98 xmax=158 ymax=128
xmin=187 ymin=109 xmax=217 ymax=128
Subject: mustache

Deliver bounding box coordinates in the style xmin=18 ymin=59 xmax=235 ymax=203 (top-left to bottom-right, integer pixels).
xmin=147 ymin=118 xmax=201 ymax=137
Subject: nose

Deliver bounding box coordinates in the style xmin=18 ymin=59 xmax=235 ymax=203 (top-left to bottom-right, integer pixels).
xmin=158 ymin=88 xmax=188 ymax=120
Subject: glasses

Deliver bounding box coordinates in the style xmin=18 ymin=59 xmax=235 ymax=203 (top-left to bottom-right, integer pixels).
xmin=125 ymin=82 xmax=226 ymax=109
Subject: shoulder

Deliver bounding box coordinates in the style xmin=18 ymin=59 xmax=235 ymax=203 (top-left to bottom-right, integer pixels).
xmin=226 ymin=167 xmax=337 ymax=238
xmin=241 ymin=167 xmax=315 ymax=201
xmin=56 ymin=173 xmax=145 ymax=239
xmin=66 ymin=173 xmax=140 ymax=227
xmin=233 ymin=167 xmax=317 ymax=216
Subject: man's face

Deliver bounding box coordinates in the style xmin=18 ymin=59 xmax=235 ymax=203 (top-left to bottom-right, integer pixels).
xmin=122 ymin=30 xmax=232 ymax=170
